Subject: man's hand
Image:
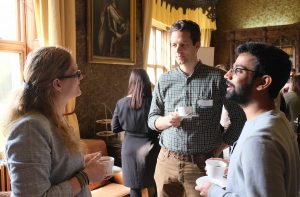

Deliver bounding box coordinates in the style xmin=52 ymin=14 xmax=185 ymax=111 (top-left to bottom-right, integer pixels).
xmin=155 ymin=112 xmax=182 ymax=130
xmin=168 ymin=112 xmax=182 ymax=127
xmin=195 ymin=181 xmax=213 ymax=197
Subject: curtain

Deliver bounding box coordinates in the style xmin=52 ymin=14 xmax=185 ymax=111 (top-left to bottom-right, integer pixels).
xmin=152 ymin=0 xmax=216 ymax=47
xmin=200 ymin=29 xmax=212 ymax=47
xmin=33 ymin=0 xmax=80 ymax=138
xmin=143 ymin=0 xmax=153 ymax=69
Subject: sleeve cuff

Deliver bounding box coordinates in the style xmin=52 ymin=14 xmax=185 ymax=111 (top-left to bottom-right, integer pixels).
xmin=208 ymin=183 xmax=226 ymax=196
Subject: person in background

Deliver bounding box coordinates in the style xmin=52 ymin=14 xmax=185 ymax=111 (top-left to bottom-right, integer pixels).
xmin=275 ymin=69 xmax=297 ymax=116
xmin=148 ymin=20 xmax=246 ymax=197
xmin=284 ymin=73 xmax=300 ymax=131
xmin=196 ymin=42 xmax=300 ymax=197
xmin=215 ymin=64 xmax=228 ymax=73
xmin=4 ymin=47 xmax=106 ymax=196
xmin=215 ymin=64 xmax=231 ymax=159
xmin=281 ymin=68 xmax=296 ymax=95
xmin=215 ymin=64 xmax=231 ymax=131
xmin=112 ymin=69 xmax=160 ymax=197
xmin=291 ymin=68 xmax=296 ymax=78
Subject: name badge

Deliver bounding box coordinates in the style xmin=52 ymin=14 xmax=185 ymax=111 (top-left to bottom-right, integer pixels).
xmin=197 ymin=99 xmax=213 ymax=108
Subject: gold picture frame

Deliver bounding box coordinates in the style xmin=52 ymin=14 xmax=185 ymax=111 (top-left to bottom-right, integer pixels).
xmin=87 ymin=0 xmax=136 ymax=65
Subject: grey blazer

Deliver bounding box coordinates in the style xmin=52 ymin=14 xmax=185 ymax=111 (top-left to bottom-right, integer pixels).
xmin=5 ymin=112 xmax=90 ymax=197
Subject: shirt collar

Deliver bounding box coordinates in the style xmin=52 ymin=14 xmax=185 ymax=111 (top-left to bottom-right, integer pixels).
xmin=176 ymin=61 xmax=202 ymax=78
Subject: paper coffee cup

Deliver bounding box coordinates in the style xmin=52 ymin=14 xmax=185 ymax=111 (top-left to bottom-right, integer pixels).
xmin=176 ymin=106 xmax=193 ymax=117
xmin=99 ymin=156 xmax=114 ymax=177
xmin=205 ymin=159 xmax=227 ymax=179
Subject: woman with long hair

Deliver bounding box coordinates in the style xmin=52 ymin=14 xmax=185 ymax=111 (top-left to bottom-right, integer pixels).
xmin=4 ymin=46 xmax=105 ymax=196
xmin=112 ymin=69 xmax=160 ymax=197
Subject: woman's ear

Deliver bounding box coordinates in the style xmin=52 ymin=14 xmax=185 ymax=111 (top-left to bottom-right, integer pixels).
xmin=52 ymin=79 xmax=62 ymax=92
xmin=256 ymin=75 xmax=272 ymax=91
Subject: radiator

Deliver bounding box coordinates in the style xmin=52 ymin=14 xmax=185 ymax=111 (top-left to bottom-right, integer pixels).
xmin=0 ymin=163 xmax=10 ymax=191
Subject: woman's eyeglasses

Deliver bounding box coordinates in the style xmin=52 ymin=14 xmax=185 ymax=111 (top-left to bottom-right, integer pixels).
xmin=59 ymin=70 xmax=82 ymax=79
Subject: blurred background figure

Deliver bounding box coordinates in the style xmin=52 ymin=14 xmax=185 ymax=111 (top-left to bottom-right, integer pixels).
xmin=215 ymin=64 xmax=229 ymax=72
xmin=284 ymin=73 xmax=300 ymax=131
xmin=215 ymin=64 xmax=231 ymax=131
xmin=112 ymin=69 xmax=160 ymax=197
xmin=281 ymin=68 xmax=296 ymax=95
xmin=290 ymin=68 xmax=296 ymax=78
xmin=274 ymin=69 xmax=298 ymax=115
xmin=215 ymin=64 xmax=231 ymax=159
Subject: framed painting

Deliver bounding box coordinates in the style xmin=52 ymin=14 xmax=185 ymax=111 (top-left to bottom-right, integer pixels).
xmin=87 ymin=0 xmax=136 ymax=65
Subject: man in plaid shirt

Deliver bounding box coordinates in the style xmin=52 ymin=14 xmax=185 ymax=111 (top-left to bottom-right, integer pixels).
xmin=148 ymin=20 xmax=246 ymax=197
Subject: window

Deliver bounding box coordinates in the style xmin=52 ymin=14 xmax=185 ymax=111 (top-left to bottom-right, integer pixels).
xmin=0 ymin=0 xmax=37 ymax=113
xmin=147 ymin=20 xmax=175 ymax=85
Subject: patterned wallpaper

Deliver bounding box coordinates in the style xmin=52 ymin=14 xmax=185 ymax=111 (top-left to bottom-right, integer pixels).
xmin=75 ymin=0 xmax=143 ymax=138
xmin=217 ymin=0 xmax=300 ymax=30
xmin=75 ymin=0 xmax=300 ymax=137
xmin=214 ymin=0 xmax=300 ymax=66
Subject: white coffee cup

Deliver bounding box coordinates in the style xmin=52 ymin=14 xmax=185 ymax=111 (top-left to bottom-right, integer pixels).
xmin=205 ymin=159 xmax=227 ymax=179
xmin=99 ymin=156 xmax=114 ymax=177
xmin=175 ymin=106 xmax=193 ymax=117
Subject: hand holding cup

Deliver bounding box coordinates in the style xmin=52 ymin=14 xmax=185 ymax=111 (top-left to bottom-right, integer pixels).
xmin=175 ymin=106 xmax=193 ymax=118
xmin=84 ymin=153 xmax=106 ymax=183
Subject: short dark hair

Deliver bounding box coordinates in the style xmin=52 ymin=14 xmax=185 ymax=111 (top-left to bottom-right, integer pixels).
xmin=236 ymin=42 xmax=292 ymax=99
xmin=170 ymin=20 xmax=200 ymax=45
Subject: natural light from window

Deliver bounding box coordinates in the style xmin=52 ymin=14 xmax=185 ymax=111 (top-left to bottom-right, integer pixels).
xmin=0 ymin=0 xmax=18 ymax=41
xmin=0 ymin=52 xmax=22 ymax=114
xmin=147 ymin=25 xmax=174 ymax=85
xmin=0 ymin=0 xmax=27 ymax=117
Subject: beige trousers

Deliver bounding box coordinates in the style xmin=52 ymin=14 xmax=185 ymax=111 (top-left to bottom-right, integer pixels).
xmin=154 ymin=149 xmax=206 ymax=197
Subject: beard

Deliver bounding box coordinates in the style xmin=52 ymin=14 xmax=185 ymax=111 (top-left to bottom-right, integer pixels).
xmin=225 ymin=80 xmax=254 ymax=105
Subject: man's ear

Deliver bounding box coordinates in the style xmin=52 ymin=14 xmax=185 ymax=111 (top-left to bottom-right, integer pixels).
xmin=256 ymin=75 xmax=272 ymax=91
xmin=52 ymin=79 xmax=62 ymax=92
xmin=195 ymin=41 xmax=200 ymax=50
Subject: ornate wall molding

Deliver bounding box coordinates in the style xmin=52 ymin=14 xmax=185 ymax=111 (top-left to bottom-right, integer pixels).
xmin=157 ymin=0 xmax=218 ymax=21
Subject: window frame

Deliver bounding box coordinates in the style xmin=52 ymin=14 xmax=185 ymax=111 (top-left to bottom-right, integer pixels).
xmin=0 ymin=0 xmax=37 ymax=82
xmin=147 ymin=19 xmax=174 ymax=84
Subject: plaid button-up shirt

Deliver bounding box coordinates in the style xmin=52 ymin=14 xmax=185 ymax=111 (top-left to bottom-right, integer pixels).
xmin=148 ymin=63 xmax=246 ymax=154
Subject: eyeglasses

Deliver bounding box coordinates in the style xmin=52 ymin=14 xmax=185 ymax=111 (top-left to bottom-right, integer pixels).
xmin=230 ymin=67 xmax=256 ymax=75
xmin=59 ymin=70 xmax=82 ymax=79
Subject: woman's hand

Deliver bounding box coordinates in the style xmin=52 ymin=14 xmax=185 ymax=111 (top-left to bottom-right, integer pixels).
xmin=84 ymin=153 xmax=106 ymax=183
xmin=195 ymin=181 xmax=213 ymax=197
xmin=84 ymin=152 xmax=101 ymax=165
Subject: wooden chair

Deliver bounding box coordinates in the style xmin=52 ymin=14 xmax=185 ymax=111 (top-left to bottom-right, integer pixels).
xmin=0 ymin=162 xmax=10 ymax=197
xmin=0 ymin=139 xmax=130 ymax=197
xmin=0 ymin=163 xmax=10 ymax=192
